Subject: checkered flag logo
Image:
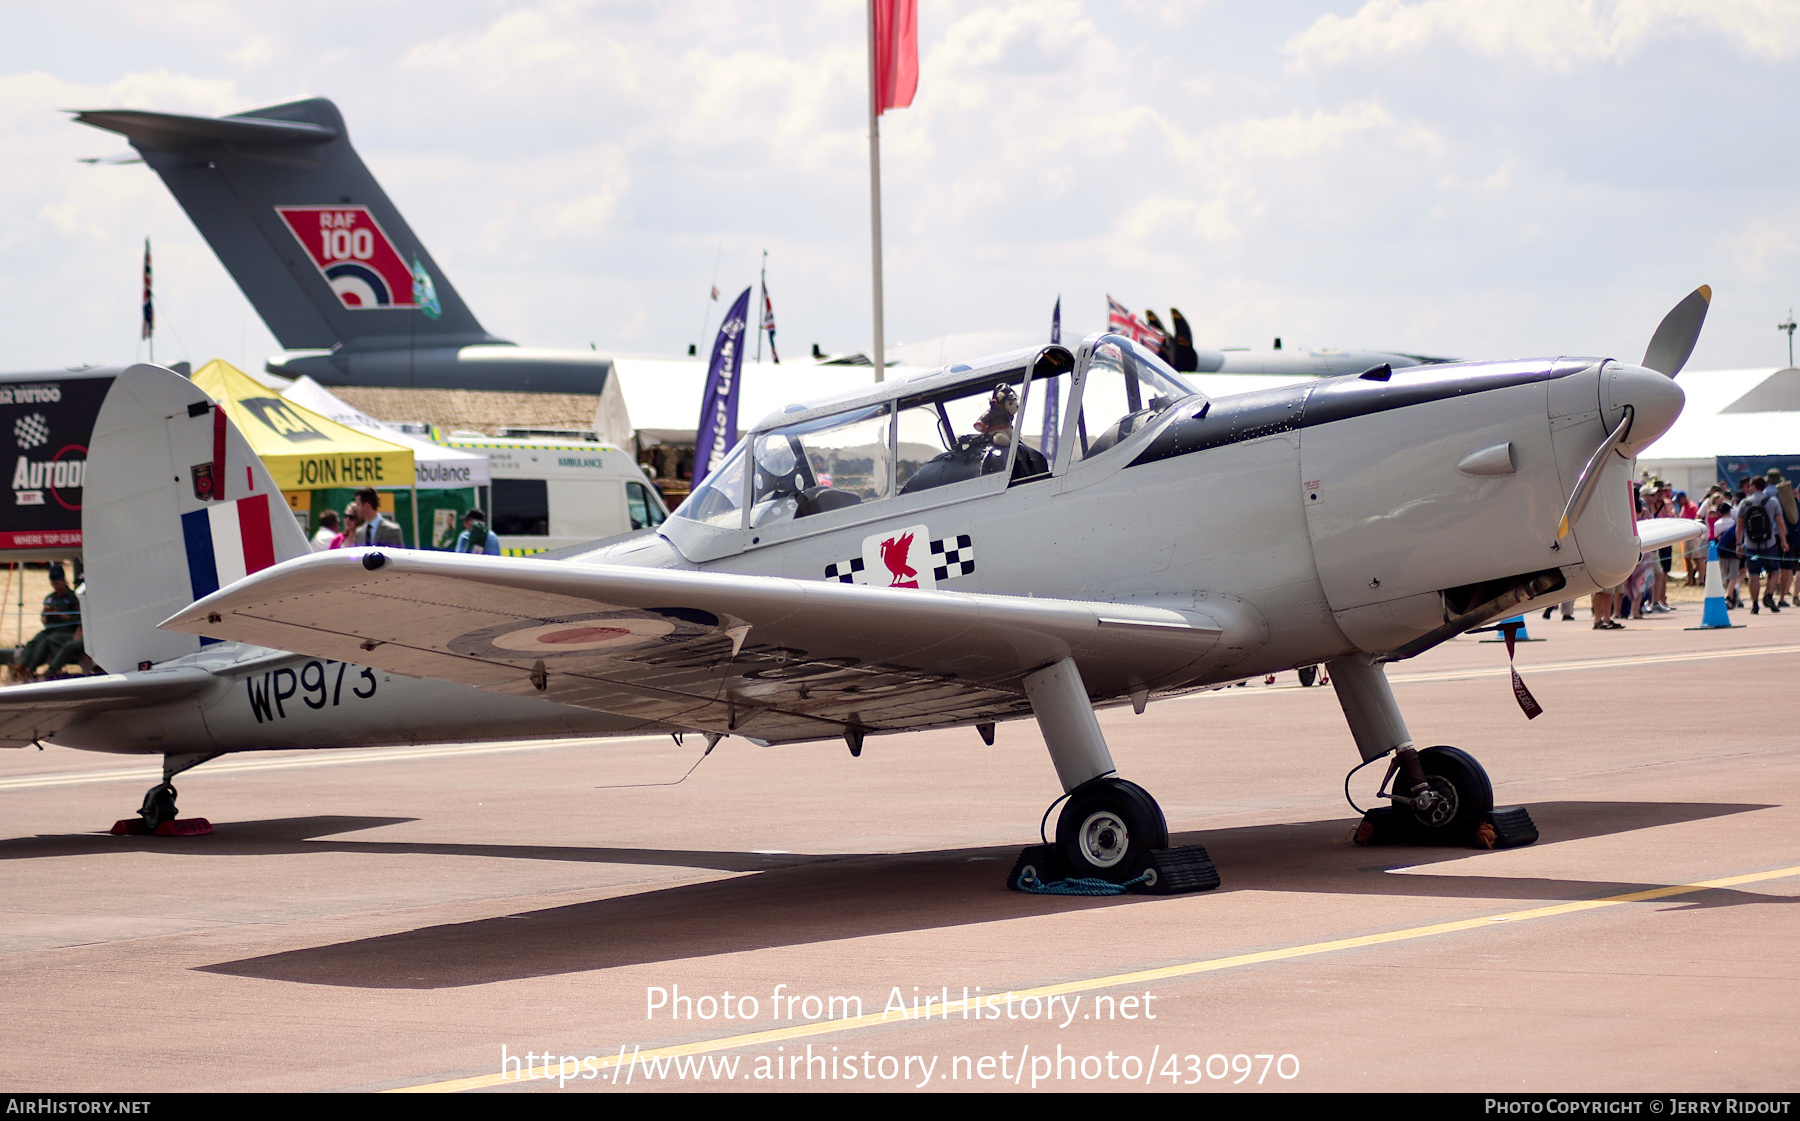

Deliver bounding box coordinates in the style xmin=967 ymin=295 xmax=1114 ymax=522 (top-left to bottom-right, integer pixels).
xmin=823 ymin=556 xmax=865 ymax=584
xmin=13 ymin=412 xmax=48 ymax=451
xmin=930 ymin=533 xmax=975 ymax=581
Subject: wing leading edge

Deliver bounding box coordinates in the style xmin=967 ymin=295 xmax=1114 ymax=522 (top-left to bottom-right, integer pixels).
xmin=161 ymin=550 xmax=1251 ymax=743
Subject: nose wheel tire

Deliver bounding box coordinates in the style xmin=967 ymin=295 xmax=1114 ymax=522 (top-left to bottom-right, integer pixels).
xmin=1055 ymin=778 xmax=1169 ymax=882
xmin=1404 ymin=746 xmax=1493 ymax=843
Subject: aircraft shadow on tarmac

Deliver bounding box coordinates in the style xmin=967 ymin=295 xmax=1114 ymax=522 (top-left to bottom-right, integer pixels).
xmin=0 ymin=815 xmax=823 ymax=873
xmin=162 ymin=799 xmax=1792 ymax=990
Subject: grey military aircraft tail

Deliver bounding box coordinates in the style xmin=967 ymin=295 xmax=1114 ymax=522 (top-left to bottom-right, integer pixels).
xmin=73 ymin=101 xmax=617 ymax=396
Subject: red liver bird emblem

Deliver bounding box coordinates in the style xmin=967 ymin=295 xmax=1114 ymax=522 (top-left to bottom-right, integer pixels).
xmin=880 ymin=532 xmax=919 ymax=588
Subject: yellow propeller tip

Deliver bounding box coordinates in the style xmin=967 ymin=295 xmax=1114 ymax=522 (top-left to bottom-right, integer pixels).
xmin=1699 ymin=284 xmax=1712 ymax=303
xmin=1557 ymin=517 xmax=1571 ymax=539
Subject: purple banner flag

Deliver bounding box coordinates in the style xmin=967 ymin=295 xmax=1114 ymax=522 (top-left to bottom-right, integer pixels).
xmin=1040 ymin=295 xmax=1061 ymax=462
xmin=694 ymin=286 xmax=753 ymax=486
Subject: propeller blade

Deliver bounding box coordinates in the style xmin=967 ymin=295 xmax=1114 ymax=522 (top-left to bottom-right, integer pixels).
xmin=1557 ymin=405 xmax=1634 ymax=539
xmin=1641 ymin=285 xmax=1711 ymax=377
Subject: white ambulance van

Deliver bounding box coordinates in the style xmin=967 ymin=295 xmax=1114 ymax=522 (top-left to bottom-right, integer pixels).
xmin=442 ymin=432 xmax=669 ymax=555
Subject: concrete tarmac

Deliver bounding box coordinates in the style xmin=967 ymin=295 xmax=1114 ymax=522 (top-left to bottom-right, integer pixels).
xmin=1 ymin=599 xmax=1796 ymax=1093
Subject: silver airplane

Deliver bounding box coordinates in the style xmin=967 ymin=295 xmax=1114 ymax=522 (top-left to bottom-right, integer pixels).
xmin=3 ymin=290 xmax=1708 ymax=892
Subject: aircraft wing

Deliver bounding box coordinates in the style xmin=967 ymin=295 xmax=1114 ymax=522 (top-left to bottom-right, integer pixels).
xmin=1636 ymin=517 xmax=1706 ymax=553
xmin=163 ymin=551 xmax=1244 ymax=744
xmin=0 ymin=668 xmax=213 ymax=748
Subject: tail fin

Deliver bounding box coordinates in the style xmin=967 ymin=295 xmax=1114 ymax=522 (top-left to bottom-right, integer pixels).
xmin=72 ymin=99 xmax=498 ymax=354
xmin=83 ymin=365 xmax=312 ymax=671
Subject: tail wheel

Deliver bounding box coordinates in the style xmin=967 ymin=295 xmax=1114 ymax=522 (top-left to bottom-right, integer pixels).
xmin=139 ymin=783 xmax=178 ymax=831
xmin=1405 ymin=746 xmax=1493 ymax=843
xmin=1055 ymin=778 xmax=1169 ymax=882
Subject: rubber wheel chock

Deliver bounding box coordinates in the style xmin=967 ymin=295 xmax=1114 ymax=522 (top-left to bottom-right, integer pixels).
xmin=1474 ymin=806 xmax=1537 ymax=849
xmin=1352 ymin=806 xmax=1410 ymax=846
xmin=1007 ymin=844 xmax=1067 ymax=891
xmin=1134 ymin=844 xmax=1220 ymax=894
xmin=153 ymin=818 xmax=214 ymax=837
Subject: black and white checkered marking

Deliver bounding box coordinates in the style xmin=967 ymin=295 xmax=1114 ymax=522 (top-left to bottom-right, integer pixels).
xmin=13 ymin=413 xmax=47 ymax=451
xmin=823 ymin=556 xmax=866 ymax=584
xmin=930 ymin=533 xmax=976 ymax=581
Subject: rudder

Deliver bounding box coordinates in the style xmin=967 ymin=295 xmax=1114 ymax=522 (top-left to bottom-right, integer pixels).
xmin=83 ymin=365 xmax=311 ymax=671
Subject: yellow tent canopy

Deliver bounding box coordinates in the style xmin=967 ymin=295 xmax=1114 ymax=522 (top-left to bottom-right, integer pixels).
xmin=192 ymin=359 xmax=414 ymax=490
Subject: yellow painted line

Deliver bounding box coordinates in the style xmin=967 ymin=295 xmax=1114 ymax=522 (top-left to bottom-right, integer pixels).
xmin=386 ymin=862 xmax=1800 ymax=1093
xmin=0 ymin=735 xmax=670 ymax=792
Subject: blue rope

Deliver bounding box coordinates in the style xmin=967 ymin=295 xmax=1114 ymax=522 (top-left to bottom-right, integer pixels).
xmin=1013 ymin=868 xmax=1152 ymax=895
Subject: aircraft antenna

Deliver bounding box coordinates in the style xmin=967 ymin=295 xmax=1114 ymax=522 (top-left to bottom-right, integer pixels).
xmin=1780 ymin=309 xmax=1796 ymax=368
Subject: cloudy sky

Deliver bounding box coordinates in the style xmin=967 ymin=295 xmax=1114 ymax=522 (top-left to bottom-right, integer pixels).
xmin=2 ymin=0 xmax=1797 ymax=376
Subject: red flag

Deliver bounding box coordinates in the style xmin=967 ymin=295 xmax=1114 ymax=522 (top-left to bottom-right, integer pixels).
xmin=874 ymin=0 xmax=918 ymax=113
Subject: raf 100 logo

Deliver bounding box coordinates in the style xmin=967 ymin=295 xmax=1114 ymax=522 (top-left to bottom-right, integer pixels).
xmin=318 ymin=210 xmax=375 ymax=262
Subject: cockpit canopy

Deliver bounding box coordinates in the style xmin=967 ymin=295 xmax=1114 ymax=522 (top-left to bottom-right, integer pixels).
xmin=672 ymin=334 xmax=1197 ymax=533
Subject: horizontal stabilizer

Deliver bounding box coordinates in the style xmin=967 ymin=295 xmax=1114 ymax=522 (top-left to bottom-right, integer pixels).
xmin=0 ymin=667 xmax=211 ymax=748
xmin=69 ymin=109 xmax=337 ymax=150
xmin=162 ymin=550 xmax=1249 ymax=744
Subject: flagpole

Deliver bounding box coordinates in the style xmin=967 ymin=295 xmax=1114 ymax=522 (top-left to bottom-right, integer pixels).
xmin=756 ymin=250 xmax=766 ymax=364
xmin=867 ymin=0 xmax=885 ymax=383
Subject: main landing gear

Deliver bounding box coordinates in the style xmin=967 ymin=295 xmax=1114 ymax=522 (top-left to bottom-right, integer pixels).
xmin=1007 ymin=659 xmax=1219 ymax=895
xmin=1327 ymin=658 xmax=1538 ymax=850
xmin=111 ymin=752 xmax=218 ymax=837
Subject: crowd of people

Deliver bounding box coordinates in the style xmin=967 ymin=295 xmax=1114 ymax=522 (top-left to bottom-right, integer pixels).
xmin=307 ymin=488 xmax=501 ymax=555
xmin=1547 ymin=471 xmax=1800 ymax=628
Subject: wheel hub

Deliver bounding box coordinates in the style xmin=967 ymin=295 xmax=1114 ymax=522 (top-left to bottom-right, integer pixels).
xmin=1411 ymin=776 xmax=1459 ymax=827
xmin=1077 ymin=810 xmax=1130 ymax=869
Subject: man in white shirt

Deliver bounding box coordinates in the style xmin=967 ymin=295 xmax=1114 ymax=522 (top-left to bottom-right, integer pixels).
xmin=309 ymin=510 xmax=339 ymax=552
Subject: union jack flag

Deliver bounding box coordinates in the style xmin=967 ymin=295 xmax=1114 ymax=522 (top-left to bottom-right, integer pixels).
xmin=141 ymin=238 xmax=154 ymax=342
xmin=1106 ymin=295 xmax=1163 ymax=348
xmin=762 ymin=287 xmax=780 ymax=363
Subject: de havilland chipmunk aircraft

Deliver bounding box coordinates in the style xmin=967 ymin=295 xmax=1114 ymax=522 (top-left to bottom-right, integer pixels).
xmin=2 ymin=290 xmax=1709 ymax=893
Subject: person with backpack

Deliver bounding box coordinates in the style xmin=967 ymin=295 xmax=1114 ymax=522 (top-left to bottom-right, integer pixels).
xmin=1735 ymin=476 xmax=1787 ymax=614
xmin=1711 ymin=496 xmax=1741 ymax=609
xmin=1767 ymin=469 xmax=1800 ymax=607
xmin=454 ymin=509 xmax=501 ymax=556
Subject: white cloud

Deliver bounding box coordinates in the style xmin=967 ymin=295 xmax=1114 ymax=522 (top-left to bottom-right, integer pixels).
xmin=0 ymin=1 xmax=1795 ymax=373
xmin=1287 ymin=0 xmax=1800 ymax=73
